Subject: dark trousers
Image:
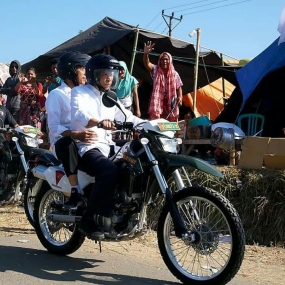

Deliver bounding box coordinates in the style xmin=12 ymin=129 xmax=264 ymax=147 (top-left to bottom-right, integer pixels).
xmin=79 ymin=148 xmax=118 ymax=218
xmin=54 ymin=136 xmax=79 ymax=177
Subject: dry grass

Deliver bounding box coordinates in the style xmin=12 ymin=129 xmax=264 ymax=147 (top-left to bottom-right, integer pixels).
xmin=186 ymin=166 xmax=285 ymax=246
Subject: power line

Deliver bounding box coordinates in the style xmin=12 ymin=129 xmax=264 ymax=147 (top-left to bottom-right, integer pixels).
xmin=153 ymin=20 xmax=165 ymax=32
xmin=173 ymin=0 xmax=229 ymax=13
xmin=182 ymin=0 xmax=251 ymax=16
xmin=144 ymin=12 xmax=161 ymax=29
xmin=163 ymin=0 xmax=217 ymax=11
xmin=146 ymin=0 xmax=213 ymax=30
xmin=162 ymin=11 xmax=183 ymax=36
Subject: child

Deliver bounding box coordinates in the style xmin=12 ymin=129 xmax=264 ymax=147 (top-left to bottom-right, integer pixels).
xmin=183 ymin=111 xmax=193 ymax=139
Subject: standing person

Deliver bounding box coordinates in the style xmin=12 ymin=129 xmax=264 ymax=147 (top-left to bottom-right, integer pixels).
xmin=115 ymin=61 xmax=141 ymax=117
xmin=70 ymin=54 xmax=144 ymax=240
xmin=0 ymin=60 xmax=21 ymax=122
xmin=14 ymin=68 xmax=43 ymax=128
xmin=46 ymin=51 xmax=97 ymax=208
xmin=143 ymin=41 xmax=183 ymax=122
xmin=0 ymin=98 xmax=19 ymax=202
xmin=43 ymin=58 xmax=62 ymax=95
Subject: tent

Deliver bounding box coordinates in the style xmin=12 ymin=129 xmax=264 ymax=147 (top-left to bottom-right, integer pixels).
xmin=22 ymin=17 xmax=238 ymax=95
xmin=0 ymin=63 xmax=9 ymax=85
xmin=216 ymin=38 xmax=285 ymax=137
xmin=182 ymin=78 xmax=235 ymax=120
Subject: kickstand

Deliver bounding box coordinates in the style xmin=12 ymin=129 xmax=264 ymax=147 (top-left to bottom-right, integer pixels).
xmin=95 ymin=240 xmax=102 ymax=253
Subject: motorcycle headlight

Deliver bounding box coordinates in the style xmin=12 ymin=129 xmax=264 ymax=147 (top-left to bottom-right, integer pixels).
xmin=159 ymin=137 xmax=182 ymax=153
xmin=25 ymin=137 xmax=40 ymax=147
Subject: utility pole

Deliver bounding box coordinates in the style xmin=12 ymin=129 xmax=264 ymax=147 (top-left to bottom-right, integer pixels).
xmin=162 ymin=10 xmax=183 ymax=37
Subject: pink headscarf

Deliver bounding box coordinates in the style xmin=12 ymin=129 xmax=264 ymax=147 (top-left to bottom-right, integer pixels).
xmin=148 ymin=52 xmax=179 ymax=121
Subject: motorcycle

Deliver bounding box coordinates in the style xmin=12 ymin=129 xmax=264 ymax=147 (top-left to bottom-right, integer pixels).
xmin=0 ymin=125 xmax=49 ymax=227
xmin=31 ymin=91 xmax=245 ymax=285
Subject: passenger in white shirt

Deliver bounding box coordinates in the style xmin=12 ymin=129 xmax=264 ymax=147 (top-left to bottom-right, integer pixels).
xmin=71 ymin=54 xmax=144 ymax=240
xmin=46 ymin=51 xmax=97 ymax=208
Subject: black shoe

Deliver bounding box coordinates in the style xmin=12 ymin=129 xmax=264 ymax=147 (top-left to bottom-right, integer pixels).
xmin=63 ymin=188 xmax=81 ymax=209
xmin=79 ymin=215 xmax=104 ymax=240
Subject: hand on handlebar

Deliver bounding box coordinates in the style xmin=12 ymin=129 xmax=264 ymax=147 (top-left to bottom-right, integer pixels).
xmin=98 ymin=119 xmax=116 ymax=130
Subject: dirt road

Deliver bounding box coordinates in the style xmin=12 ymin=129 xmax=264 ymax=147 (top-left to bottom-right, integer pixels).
xmin=0 ymin=206 xmax=284 ymax=284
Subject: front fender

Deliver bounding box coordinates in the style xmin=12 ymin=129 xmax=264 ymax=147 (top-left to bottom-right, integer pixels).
xmin=162 ymin=154 xmax=223 ymax=178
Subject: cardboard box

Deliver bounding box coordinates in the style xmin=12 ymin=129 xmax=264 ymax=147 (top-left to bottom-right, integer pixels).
xmin=239 ymin=137 xmax=285 ymax=169
xmin=264 ymin=138 xmax=285 ymax=169
xmin=187 ymin=125 xmax=211 ymax=139
xmin=264 ymin=155 xmax=285 ymax=169
xmin=238 ymin=137 xmax=269 ymax=169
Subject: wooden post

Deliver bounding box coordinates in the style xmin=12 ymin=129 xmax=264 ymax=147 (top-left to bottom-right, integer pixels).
xmin=193 ymin=28 xmax=201 ymax=114
xmin=220 ymin=53 xmax=226 ymax=105
xmin=129 ymin=28 xmax=139 ymax=75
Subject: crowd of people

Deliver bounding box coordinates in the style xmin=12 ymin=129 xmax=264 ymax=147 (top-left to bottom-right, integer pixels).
xmin=0 ymin=44 xmax=185 ymax=240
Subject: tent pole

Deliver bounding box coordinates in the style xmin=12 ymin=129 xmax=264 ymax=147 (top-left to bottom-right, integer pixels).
xmin=220 ymin=53 xmax=226 ymax=104
xmin=129 ymin=28 xmax=139 ymax=75
xmin=193 ymin=28 xmax=201 ymax=115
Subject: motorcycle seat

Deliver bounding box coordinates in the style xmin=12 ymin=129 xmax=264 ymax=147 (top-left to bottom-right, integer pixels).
xmin=37 ymin=153 xmax=62 ymax=166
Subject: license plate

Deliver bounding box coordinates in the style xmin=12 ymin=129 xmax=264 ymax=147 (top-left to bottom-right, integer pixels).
xmin=157 ymin=122 xmax=181 ymax=131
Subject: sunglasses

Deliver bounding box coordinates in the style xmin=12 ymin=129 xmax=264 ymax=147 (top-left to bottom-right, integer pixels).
xmin=10 ymin=65 xmax=18 ymax=69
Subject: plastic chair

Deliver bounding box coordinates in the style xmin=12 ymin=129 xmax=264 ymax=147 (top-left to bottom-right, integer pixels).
xmin=237 ymin=113 xmax=265 ymax=136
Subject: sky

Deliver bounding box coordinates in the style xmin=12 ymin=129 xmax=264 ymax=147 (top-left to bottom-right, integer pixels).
xmin=1 ymin=0 xmax=284 ymax=64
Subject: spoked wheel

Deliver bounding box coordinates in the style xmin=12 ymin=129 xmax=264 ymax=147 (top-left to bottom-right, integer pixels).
xmin=24 ymin=178 xmax=43 ymax=227
xmin=157 ymin=187 xmax=245 ymax=285
xmin=147 ymin=167 xmax=192 ymax=230
xmin=34 ymin=184 xmax=85 ymax=255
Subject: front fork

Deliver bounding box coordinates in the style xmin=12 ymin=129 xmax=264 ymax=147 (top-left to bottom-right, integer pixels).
xmin=13 ymin=139 xmax=29 ymax=199
xmin=140 ymin=138 xmax=188 ymax=237
xmin=14 ymin=139 xmax=29 ymax=173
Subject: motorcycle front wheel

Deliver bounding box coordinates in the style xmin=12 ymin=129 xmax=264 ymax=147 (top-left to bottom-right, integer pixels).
xmin=33 ymin=183 xmax=85 ymax=255
xmin=157 ymin=186 xmax=245 ymax=285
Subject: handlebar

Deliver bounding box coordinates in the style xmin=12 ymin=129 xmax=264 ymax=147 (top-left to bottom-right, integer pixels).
xmin=0 ymin=127 xmax=8 ymax=133
xmin=114 ymin=121 xmax=134 ymax=130
xmin=97 ymin=120 xmax=134 ymax=131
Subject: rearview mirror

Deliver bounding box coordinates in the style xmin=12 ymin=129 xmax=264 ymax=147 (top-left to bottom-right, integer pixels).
xmin=102 ymin=90 xmax=118 ymax=108
xmin=102 ymin=90 xmax=127 ymax=123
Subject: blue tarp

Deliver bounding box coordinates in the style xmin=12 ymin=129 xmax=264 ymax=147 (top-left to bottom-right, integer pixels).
xmin=236 ymin=37 xmax=285 ymax=110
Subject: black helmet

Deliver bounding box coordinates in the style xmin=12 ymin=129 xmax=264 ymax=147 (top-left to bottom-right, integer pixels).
xmin=85 ymin=54 xmax=120 ymax=91
xmin=57 ymin=51 xmax=91 ymax=82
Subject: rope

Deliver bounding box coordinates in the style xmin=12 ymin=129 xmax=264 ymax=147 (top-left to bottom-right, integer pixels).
xmin=134 ymin=50 xmax=238 ymax=73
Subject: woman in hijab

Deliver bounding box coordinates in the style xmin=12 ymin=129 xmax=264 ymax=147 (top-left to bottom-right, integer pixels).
xmin=115 ymin=61 xmax=141 ymax=117
xmin=143 ymin=41 xmax=183 ymax=122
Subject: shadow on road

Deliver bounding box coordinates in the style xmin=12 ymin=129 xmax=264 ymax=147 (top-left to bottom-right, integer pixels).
xmin=0 ymin=244 xmax=180 ymax=284
xmin=0 ymin=227 xmax=35 ymax=234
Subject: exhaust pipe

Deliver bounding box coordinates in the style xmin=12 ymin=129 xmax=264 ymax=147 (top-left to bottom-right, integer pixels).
xmin=48 ymin=213 xmax=82 ymax=223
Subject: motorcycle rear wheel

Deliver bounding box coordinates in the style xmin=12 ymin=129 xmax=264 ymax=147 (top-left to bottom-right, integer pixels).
xmin=24 ymin=178 xmax=43 ymax=228
xmin=34 ymin=183 xmax=85 ymax=255
xmin=157 ymin=186 xmax=245 ymax=285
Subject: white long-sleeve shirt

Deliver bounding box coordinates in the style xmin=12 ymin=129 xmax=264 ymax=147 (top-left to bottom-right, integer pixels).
xmin=71 ymin=84 xmax=143 ymax=157
xmin=45 ymin=82 xmax=71 ymax=156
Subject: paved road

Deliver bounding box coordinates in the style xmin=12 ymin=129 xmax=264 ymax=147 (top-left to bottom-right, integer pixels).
xmin=0 ymin=235 xmax=260 ymax=285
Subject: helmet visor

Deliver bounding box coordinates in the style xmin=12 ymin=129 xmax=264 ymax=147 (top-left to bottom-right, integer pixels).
xmin=94 ymin=69 xmax=119 ymax=90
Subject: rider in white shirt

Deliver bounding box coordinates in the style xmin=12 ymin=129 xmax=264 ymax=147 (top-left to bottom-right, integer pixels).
xmin=46 ymin=51 xmax=97 ymax=208
xmin=70 ymin=54 xmax=144 ymax=240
